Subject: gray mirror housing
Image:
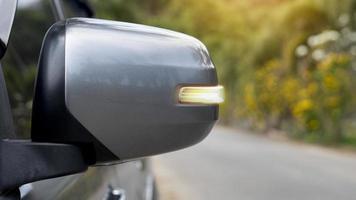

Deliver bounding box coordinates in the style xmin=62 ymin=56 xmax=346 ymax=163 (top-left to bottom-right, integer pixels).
xmin=32 ymin=18 xmax=219 ymax=165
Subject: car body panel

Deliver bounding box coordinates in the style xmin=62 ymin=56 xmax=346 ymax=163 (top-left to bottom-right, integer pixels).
xmin=23 ymin=160 xmax=152 ymax=200
xmin=0 ymin=1 xmax=155 ymax=199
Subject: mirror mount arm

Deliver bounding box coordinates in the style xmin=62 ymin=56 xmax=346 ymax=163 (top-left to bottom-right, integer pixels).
xmin=0 ymin=41 xmax=6 ymax=59
xmin=0 ymin=140 xmax=88 ymax=193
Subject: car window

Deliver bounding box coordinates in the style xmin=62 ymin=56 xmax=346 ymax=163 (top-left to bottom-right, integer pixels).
xmin=1 ymin=0 xmax=55 ymax=138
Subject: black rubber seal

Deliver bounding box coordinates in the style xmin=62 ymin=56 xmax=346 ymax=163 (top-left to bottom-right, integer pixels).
xmin=0 ymin=40 xmax=6 ymax=59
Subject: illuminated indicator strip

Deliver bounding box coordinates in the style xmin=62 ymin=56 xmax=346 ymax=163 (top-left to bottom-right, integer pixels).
xmin=178 ymin=85 xmax=224 ymax=104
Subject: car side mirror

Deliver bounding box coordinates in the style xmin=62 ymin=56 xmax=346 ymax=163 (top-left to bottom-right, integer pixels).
xmin=31 ymin=18 xmax=223 ymax=165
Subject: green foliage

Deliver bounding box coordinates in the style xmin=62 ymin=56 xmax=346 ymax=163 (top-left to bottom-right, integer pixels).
xmin=4 ymin=0 xmax=355 ymax=142
xmin=3 ymin=65 xmax=36 ymax=137
xmin=91 ymin=0 xmax=356 ymax=143
xmin=2 ymin=1 xmax=54 ymax=137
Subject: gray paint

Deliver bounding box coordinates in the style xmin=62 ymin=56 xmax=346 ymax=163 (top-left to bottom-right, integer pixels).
xmin=34 ymin=18 xmax=219 ymax=162
xmin=0 ymin=0 xmax=17 ymax=46
xmin=64 ymin=18 xmax=218 ymax=160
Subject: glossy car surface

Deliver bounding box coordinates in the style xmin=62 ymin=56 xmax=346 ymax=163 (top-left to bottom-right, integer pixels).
xmin=0 ymin=0 xmax=157 ymax=199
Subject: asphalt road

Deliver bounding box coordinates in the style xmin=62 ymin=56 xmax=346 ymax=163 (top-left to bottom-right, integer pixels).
xmin=153 ymin=126 xmax=356 ymax=200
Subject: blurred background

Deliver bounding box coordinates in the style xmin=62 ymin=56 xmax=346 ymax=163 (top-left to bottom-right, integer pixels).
xmin=2 ymin=0 xmax=356 ymax=199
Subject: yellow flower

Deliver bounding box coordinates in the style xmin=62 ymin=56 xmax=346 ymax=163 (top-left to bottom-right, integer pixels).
xmin=306 ymin=82 xmax=318 ymax=95
xmin=282 ymin=78 xmax=299 ymax=103
xmin=244 ymin=84 xmax=257 ymax=111
xmin=323 ymin=74 xmax=340 ymax=91
xmin=293 ymin=99 xmax=314 ymax=118
xmin=266 ymin=76 xmax=277 ymax=90
xmin=318 ymin=53 xmax=351 ymax=72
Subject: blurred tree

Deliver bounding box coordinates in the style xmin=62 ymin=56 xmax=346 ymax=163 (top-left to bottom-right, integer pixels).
xmin=89 ymin=0 xmax=355 ymax=143
xmin=2 ymin=0 xmax=54 ymax=137
xmin=4 ymin=0 xmax=354 ymax=143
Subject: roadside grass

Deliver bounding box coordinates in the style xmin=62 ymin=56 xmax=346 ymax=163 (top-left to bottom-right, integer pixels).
xmin=230 ymin=118 xmax=356 ymax=153
xmin=286 ymin=119 xmax=356 ymax=151
xmin=341 ymin=121 xmax=356 ymax=148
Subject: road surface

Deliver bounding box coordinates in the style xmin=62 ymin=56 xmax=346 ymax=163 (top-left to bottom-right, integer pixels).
xmin=152 ymin=126 xmax=356 ymax=200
